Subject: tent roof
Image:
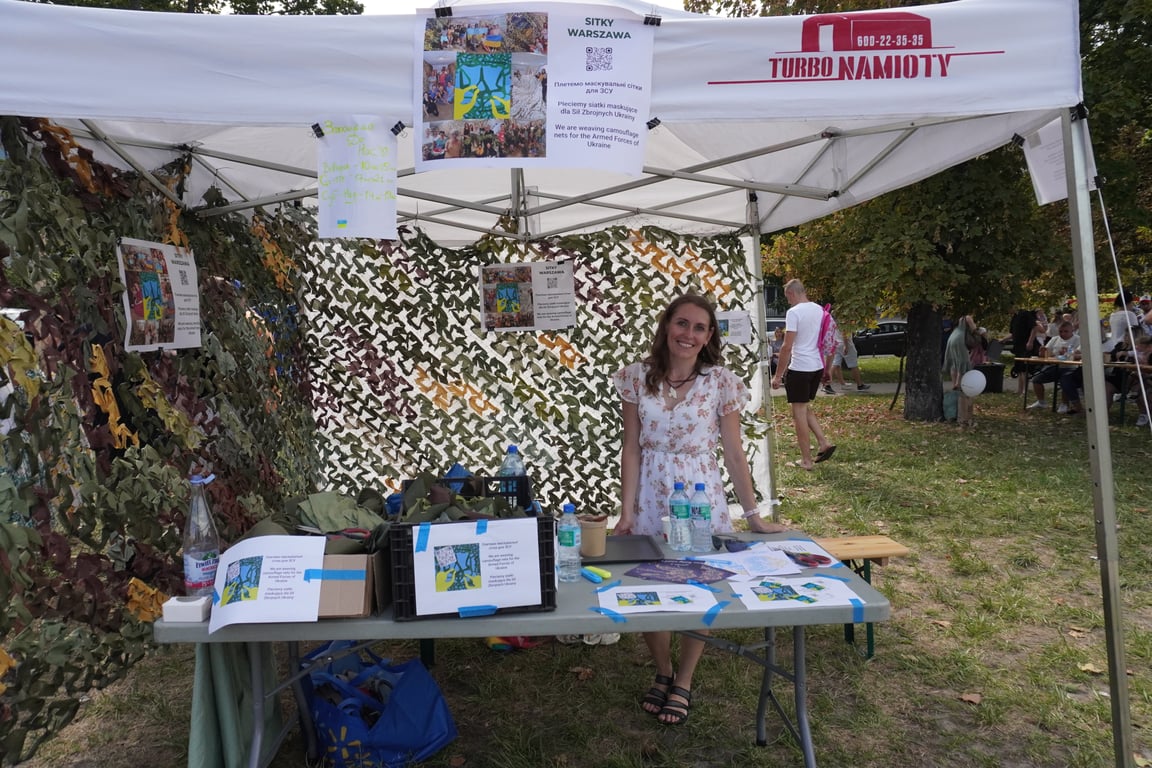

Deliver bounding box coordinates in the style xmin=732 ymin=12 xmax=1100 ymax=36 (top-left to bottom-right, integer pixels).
xmin=0 ymin=0 xmax=1081 ymax=243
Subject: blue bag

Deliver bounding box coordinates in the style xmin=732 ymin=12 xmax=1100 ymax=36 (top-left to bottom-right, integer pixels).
xmin=302 ymin=641 xmax=457 ymax=768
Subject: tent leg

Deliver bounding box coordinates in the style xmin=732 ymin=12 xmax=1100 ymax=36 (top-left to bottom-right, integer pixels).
xmin=1062 ymin=107 xmax=1134 ymax=768
xmin=747 ymin=192 xmax=778 ymax=520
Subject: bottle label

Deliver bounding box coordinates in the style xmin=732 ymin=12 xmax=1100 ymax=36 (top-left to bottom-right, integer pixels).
xmin=558 ymin=529 xmax=579 ymax=547
xmin=670 ymin=502 xmax=691 ymax=520
xmin=184 ymin=552 xmax=220 ymax=592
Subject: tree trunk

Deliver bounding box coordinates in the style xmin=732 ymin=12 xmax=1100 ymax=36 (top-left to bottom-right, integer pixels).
xmin=902 ymin=301 xmax=944 ymax=421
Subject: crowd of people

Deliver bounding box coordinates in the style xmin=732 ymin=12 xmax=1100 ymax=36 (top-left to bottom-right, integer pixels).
xmin=1010 ymin=292 xmax=1152 ymax=425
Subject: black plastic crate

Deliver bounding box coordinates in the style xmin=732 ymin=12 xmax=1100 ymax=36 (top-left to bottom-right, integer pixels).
xmin=402 ymin=474 xmax=534 ymax=514
xmin=390 ymin=515 xmax=556 ymax=621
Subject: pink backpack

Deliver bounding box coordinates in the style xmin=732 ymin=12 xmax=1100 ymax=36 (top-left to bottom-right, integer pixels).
xmin=817 ymin=304 xmax=838 ymax=374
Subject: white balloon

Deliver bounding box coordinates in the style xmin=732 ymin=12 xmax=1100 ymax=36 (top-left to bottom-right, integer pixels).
xmin=960 ymin=369 xmax=987 ymax=398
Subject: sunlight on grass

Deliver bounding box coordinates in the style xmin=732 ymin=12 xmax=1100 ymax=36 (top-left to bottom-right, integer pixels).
xmin=25 ymin=382 xmax=1152 ymax=768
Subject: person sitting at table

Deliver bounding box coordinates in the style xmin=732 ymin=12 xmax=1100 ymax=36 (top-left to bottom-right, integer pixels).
xmin=613 ymin=293 xmax=787 ymax=726
xmin=1027 ymin=321 xmax=1081 ymax=414
xmin=1103 ymin=290 xmax=1141 ymax=354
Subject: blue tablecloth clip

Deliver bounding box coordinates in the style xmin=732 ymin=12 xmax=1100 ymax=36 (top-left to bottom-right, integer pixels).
xmin=591 ymin=606 xmax=627 ymax=623
xmin=686 ymin=579 xmax=722 ymax=593
xmin=415 ymin=522 xmax=431 ymax=552
xmin=702 ymin=601 xmax=729 ymax=626
xmin=303 ymin=568 xmax=366 ymax=582
xmin=850 ymin=598 xmax=864 ymax=624
xmin=475 ymin=519 xmax=488 ymax=535
xmin=596 ymin=579 xmax=622 ymax=593
xmin=458 ymin=604 xmax=499 ymax=617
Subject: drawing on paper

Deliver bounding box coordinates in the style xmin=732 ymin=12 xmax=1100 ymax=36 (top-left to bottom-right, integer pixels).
xmin=616 ymin=591 xmax=660 ymax=607
xmin=435 ymin=543 xmax=482 ymax=592
xmin=220 ymin=556 xmax=262 ymax=606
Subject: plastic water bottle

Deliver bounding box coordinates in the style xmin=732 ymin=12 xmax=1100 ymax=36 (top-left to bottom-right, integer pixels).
xmin=183 ymin=473 xmax=221 ymax=598
xmin=557 ymin=503 xmax=582 ymax=583
xmin=497 ymin=444 xmax=526 ymax=497
xmin=668 ymin=482 xmax=692 ymax=552
xmin=689 ymin=482 xmax=713 ymax=553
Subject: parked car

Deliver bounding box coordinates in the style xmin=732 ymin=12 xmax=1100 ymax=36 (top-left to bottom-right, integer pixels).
xmin=766 ymin=316 xmax=787 ymax=333
xmin=853 ymin=319 xmax=907 ymax=357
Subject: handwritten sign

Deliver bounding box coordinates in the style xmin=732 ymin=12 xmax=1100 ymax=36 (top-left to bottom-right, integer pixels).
xmin=316 ymin=115 xmax=398 ymax=239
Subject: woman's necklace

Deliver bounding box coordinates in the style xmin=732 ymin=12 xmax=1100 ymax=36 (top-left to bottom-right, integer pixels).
xmin=664 ymin=372 xmax=698 ymax=400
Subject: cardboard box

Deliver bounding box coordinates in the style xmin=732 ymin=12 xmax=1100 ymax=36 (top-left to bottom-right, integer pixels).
xmin=317 ymin=550 xmax=390 ymax=619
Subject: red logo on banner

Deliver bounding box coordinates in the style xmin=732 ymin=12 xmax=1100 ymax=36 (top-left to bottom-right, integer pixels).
xmin=708 ymin=11 xmax=1002 ymax=85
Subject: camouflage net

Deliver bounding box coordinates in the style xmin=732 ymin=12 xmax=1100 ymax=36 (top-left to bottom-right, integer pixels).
xmin=0 ymin=116 xmax=763 ymax=763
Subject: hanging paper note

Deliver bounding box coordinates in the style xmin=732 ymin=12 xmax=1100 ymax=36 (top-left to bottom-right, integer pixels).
xmin=316 ymin=115 xmax=398 ymax=239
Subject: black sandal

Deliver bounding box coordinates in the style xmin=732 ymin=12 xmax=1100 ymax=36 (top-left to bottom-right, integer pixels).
xmin=658 ymin=686 xmax=692 ymax=725
xmin=641 ymin=673 xmax=673 ymax=714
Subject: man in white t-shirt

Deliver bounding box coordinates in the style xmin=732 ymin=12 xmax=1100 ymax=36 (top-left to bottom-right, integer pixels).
xmin=770 ymin=279 xmax=835 ymax=470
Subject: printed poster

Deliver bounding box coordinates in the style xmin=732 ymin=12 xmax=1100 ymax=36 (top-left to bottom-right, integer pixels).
xmin=315 ymin=115 xmax=399 ymax=239
xmin=411 ymin=517 xmax=543 ymax=616
xmin=117 ymin=237 xmax=201 ymax=352
xmin=414 ymin=4 xmax=654 ymax=173
xmin=595 ymin=583 xmax=718 ymax=615
xmin=716 ymin=310 xmax=753 ymax=346
xmin=728 ymin=574 xmax=861 ymax=612
xmin=480 ymin=260 xmax=575 ymax=331
xmin=207 ymin=535 xmax=326 ymax=634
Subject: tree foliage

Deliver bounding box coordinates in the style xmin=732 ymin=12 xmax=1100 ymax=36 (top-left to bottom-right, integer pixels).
xmin=685 ymin=0 xmax=1149 ymax=419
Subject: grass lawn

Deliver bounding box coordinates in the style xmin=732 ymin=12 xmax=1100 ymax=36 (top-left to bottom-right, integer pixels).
xmin=20 ymin=362 xmax=1152 ymax=768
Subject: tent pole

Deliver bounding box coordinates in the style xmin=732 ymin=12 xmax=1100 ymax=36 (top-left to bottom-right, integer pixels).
xmin=746 ymin=192 xmax=777 ymax=519
xmin=1061 ymin=107 xmax=1134 ymax=768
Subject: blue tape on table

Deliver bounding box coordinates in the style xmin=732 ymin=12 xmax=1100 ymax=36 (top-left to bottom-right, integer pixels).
xmin=596 ymin=579 xmax=622 ymax=593
xmin=303 ymin=568 xmax=366 ymax=582
xmin=415 ymin=522 xmax=431 ymax=552
xmin=810 ymin=573 xmax=852 ymax=583
xmin=475 ymin=519 xmax=488 ymax=535
xmin=702 ymin=601 xmax=729 ymax=627
xmin=212 ymin=589 xmax=220 ymax=605
xmin=458 ymin=604 xmax=498 ymax=617
xmin=687 ymin=579 xmax=722 ymax=593
xmin=591 ymin=606 xmax=627 ymax=623
xmin=850 ymin=598 xmax=864 ymax=624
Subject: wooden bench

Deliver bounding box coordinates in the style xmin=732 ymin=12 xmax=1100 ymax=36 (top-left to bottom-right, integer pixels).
xmin=814 ymin=535 xmax=910 ymax=658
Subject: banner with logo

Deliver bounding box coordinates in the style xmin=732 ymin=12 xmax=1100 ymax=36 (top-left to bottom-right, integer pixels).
xmin=414 ymin=3 xmax=655 ymax=173
xmin=652 ymin=0 xmax=1080 ymax=121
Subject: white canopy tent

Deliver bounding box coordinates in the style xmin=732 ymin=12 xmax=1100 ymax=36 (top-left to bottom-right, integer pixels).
xmin=0 ymin=0 xmax=1133 ymax=763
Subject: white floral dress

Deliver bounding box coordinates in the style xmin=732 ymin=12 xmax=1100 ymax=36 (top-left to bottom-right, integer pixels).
xmin=612 ymin=362 xmax=748 ymax=537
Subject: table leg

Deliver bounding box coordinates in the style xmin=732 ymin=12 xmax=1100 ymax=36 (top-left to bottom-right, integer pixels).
xmin=287 ymin=642 xmax=319 ymax=762
xmin=793 ymin=626 xmax=817 ymax=768
xmin=247 ymin=642 xmax=266 ymax=768
xmin=755 ymin=626 xmax=776 ymax=746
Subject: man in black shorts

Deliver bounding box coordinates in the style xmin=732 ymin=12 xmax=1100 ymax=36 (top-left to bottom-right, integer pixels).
xmin=769 ymin=279 xmax=835 ymax=471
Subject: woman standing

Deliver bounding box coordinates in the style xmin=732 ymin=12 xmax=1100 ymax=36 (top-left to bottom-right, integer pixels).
xmin=612 ymin=294 xmax=785 ymax=726
xmin=943 ymin=314 xmax=977 ymax=389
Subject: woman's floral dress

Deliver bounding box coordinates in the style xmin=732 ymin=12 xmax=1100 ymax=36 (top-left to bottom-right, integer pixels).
xmin=612 ymin=362 xmax=748 ymax=537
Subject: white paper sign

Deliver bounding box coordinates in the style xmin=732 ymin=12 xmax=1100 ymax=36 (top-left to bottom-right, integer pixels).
xmin=316 ymin=115 xmax=399 ymax=239
xmin=411 ymin=517 xmax=543 ymax=616
xmin=1022 ymin=116 xmax=1098 ymax=206
xmin=479 ymin=260 xmax=576 ymax=331
xmin=208 ymin=535 xmax=326 ymax=634
xmin=414 ymin=5 xmax=654 ymax=174
xmin=117 ymin=237 xmax=201 ymax=352
xmin=729 ymin=574 xmax=861 ymax=612
xmin=716 ymin=311 xmax=753 ymax=346
xmin=596 ymin=583 xmax=718 ymax=615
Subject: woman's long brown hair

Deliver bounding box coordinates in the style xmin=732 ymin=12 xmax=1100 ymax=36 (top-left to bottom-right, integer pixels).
xmin=641 ymin=294 xmax=724 ymax=396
